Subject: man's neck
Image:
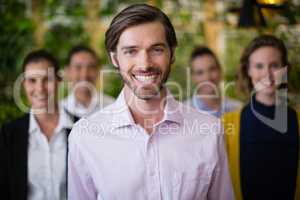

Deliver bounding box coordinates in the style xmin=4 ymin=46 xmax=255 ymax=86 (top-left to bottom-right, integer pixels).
xmin=124 ymin=87 xmax=167 ymax=134
xmin=197 ymin=90 xmax=221 ymax=111
xmin=74 ymin=90 xmax=92 ymax=107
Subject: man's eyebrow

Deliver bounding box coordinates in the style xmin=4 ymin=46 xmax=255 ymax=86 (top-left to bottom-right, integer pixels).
xmin=151 ymin=43 xmax=168 ymax=48
xmin=120 ymin=46 xmax=138 ymax=50
xmin=120 ymin=43 xmax=168 ymax=50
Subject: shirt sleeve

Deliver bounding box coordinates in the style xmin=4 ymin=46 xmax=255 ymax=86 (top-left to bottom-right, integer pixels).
xmin=68 ymin=126 xmax=98 ymax=200
xmin=207 ymin=133 xmax=235 ymax=200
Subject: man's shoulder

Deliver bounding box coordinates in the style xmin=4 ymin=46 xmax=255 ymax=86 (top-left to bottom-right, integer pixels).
xmin=69 ymin=101 xmax=120 ymax=138
xmin=180 ymin=101 xmax=219 ymax=123
xmin=173 ymin=101 xmax=222 ymax=138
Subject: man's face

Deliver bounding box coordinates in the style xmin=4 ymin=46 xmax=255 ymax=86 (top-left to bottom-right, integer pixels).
xmin=111 ymin=22 xmax=173 ymax=100
xmin=66 ymin=51 xmax=98 ymax=94
xmin=191 ymin=55 xmax=221 ymax=95
xmin=23 ymin=60 xmax=58 ymax=111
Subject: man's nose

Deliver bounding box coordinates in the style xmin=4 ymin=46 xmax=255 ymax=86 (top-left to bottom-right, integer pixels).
xmin=36 ymin=80 xmax=47 ymax=92
xmin=80 ymin=67 xmax=90 ymax=80
xmin=137 ymin=51 xmax=152 ymax=69
xmin=202 ymin=71 xmax=211 ymax=82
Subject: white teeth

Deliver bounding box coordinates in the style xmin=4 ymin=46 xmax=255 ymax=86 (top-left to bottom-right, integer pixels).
xmin=134 ymin=75 xmax=157 ymax=82
xmin=35 ymin=96 xmax=47 ymax=100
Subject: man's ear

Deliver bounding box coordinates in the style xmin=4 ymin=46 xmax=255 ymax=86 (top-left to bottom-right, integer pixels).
xmin=171 ymin=55 xmax=175 ymax=64
xmin=110 ymin=52 xmax=119 ymax=68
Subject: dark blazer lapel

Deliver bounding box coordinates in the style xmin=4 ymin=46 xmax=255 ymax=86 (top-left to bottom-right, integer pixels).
xmin=10 ymin=114 xmax=29 ymax=200
xmin=65 ymin=128 xmax=72 ymax=199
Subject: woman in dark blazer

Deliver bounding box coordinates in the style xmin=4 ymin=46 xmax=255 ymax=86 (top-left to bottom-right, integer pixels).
xmin=0 ymin=50 xmax=78 ymax=200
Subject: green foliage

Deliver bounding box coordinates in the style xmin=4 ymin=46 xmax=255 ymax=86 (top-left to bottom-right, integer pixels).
xmin=0 ymin=1 xmax=34 ymax=96
xmin=42 ymin=0 xmax=89 ymax=66
xmin=0 ymin=100 xmax=24 ymax=126
xmin=275 ymin=26 xmax=300 ymax=93
xmin=44 ymin=24 xmax=89 ymax=66
xmin=222 ymin=28 xmax=258 ymax=100
xmin=170 ymin=31 xmax=205 ymax=100
xmin=102 ymin=67 xmax=124 ymax=98
xmin=0 ymin=1 xmax=34 ymax=124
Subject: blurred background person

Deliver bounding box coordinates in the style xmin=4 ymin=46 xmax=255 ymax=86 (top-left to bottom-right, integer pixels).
xmin=223 ymin=35 xmax=300 ymax=200
xmin=0 ymin=50 xmax=78 ymax=200
xmin=185 ymin=46 xmax=241 ymax=117
xmin=61 ymin=45 xmax=114 ymax=118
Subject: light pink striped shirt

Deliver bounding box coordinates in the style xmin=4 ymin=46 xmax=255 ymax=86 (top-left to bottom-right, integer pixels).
xmin=68 ymin=89 xmax=234 ymax=200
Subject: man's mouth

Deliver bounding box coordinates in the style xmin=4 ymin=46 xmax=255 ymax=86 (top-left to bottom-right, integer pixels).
xmin=34 ymin=95 xmax=48 ymax=101
xmin=132 ymin=72 xmax=160 ymax=84
xmin=133 ymin=75 xmax=158 ymax=83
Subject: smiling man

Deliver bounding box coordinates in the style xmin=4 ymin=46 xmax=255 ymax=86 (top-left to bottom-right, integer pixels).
xmin=68 ymin=4 xmax=234 ymax=200
xmin=62 ymin=45 xmax=114 ymax=118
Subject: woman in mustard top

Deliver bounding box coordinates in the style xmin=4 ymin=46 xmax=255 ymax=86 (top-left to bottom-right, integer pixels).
xmin=223 ymin=35 xmax=300 ymax=200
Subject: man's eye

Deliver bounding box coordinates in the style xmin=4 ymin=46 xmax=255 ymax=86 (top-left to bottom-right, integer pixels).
xmin=150 ymin=47 xmax=164 ymax=55
xmin=26 ymin=78 xmax=36 ymax=83
xmin=255 ymin=64 xmax=264 ymax=69
xmin=153 ymin=47 xmax=163 ymax=52
xmin=75 ymin=65 xmax=83 ymax=71
xmin=193 ymin=70 xmax=204 ymax=76
xmin=124 ymin=49 xmax=136 ymax=55
xmin=87 ymin=64 xmax=97 ymax=68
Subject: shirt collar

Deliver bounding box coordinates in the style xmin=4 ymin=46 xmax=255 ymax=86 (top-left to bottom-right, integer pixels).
xmin=29 ymin=106 xmax=74 ymax=135
xmin=29 ymin=111 xmax=40 ymax=134
xmin=110 ymin=88 xmax=183 ymax=130
xmin=161 ymin=89 xmax=183 ymax=125
xmin=192 ymin=94 xmax=222 ymax=117
xmin=192 ymin=94 xmax=210 ymax=111
xmin=56 ymin=106 xmax=74 ymax=131
xmin=68 ymin=90 xmax=99 ymax=107
xmin=110 ymin=90 xmax=136 ymax=129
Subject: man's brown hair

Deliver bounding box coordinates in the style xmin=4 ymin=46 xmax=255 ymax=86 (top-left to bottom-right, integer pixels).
xmin=105 ymin=3 xmax=177 ymax=57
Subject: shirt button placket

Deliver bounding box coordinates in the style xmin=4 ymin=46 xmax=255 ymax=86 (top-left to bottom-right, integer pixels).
xmin=147 ymin=136 xmax=161 ymax=200
xmin=43 ymin=136 xmax=52 ymax=200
